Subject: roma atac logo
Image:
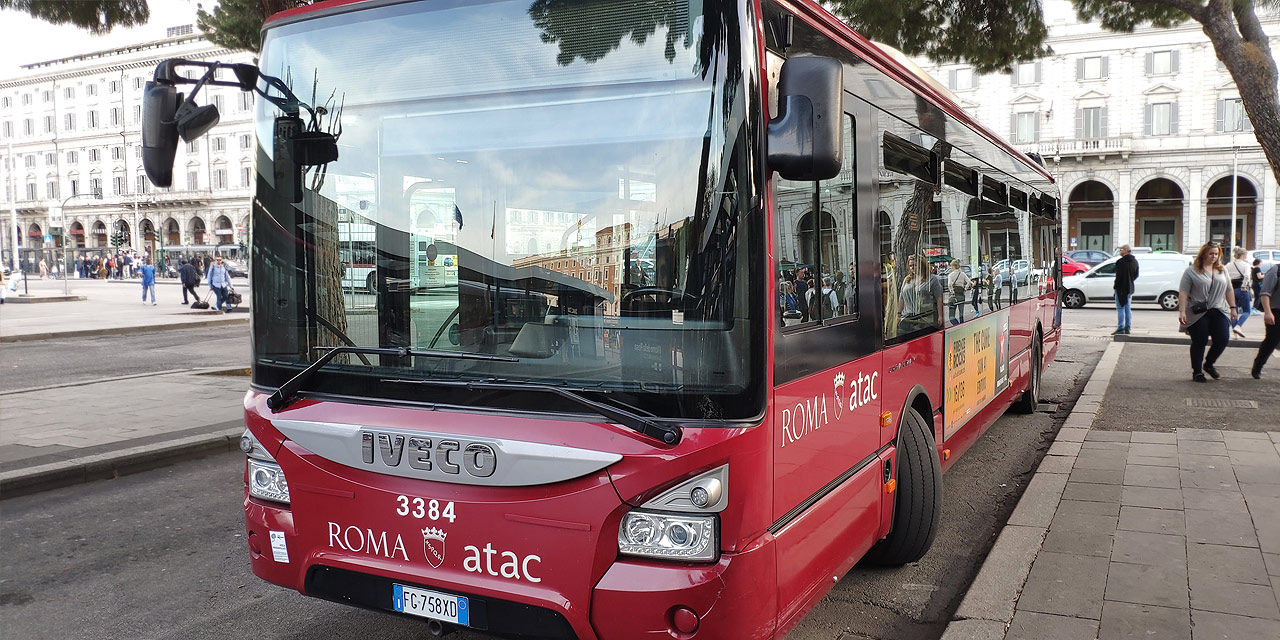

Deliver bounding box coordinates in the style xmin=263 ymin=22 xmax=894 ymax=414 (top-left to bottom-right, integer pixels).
xmin=832 ymin=372 xmax=847 ymax=420
xmin=422 ymin=527 xmax=447 ymax=569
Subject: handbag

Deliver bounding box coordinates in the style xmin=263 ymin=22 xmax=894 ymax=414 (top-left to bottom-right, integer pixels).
xmin=1189 ymin=301 xmax=1208 ymax=315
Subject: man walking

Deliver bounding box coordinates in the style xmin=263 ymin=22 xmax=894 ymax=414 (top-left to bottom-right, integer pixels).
xmin=178 ymin=259 xmax=201 ymax=304
xmin=207 ymin=256 xmax=233 ymax=312
xmin=1113 ymin=245 xmax=1139 ymax=335
xmin=1252 ymin=264 xmax=1280 ymax=379
xmin=139 ymin=257 xmax=157 ymax=305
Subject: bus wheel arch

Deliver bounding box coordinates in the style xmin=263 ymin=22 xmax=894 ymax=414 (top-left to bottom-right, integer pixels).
xmin=1011 ymin=325 xmax=1043 ymax=415
xmin=863 ymin=388 xmax=942 ymax=566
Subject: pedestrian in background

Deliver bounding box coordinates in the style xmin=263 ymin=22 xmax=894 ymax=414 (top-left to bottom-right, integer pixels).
xmin=1251 ymin=258 xmax=1265 ymax=311
xmin=139 ymin=257 xmax=157 ymax=306
xmin=1113 ymin=245 xmax=1139 ymax=335
xmin=970 ymin=266 xmax=986 ymax=317
xmin=38 ymin=257 xmax=48 ymax=279
xmin=207 ymin=256 xmax=233 ymax=312
xmin=991 ymin=267 xmax=1004 ymax=309
xmin=1251 ymin=263 xmax=1280 ymax=379
xmin=1179 ymin=243 xmax=1236 ymax=382
xmin=947 ymin=259 xmax=971 ymax=325
xmin=179 ymin=259 xmax=201 ymax=305
xmin=1226 ymin=247 xmax=1252 ymax=337
xmin=844 ymin=262 xmax=858 ymax=313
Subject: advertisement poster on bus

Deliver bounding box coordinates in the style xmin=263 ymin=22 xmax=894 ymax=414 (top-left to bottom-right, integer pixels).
xmin=943 ymin=309 xmax=1010 ymax=440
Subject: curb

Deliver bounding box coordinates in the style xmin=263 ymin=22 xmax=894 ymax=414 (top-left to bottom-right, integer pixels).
xmin=0 ymin=315 xmax=248 ymax=343
xmin=0 ymin=426 xmax=244 ymax=499
xmin=5 ymin=295 xmax=88 ymax=303
xmin=940 ymin=341 xmax=1125 ymax=640
xmin=1115 ymin=334 xmax=1261 ymax=349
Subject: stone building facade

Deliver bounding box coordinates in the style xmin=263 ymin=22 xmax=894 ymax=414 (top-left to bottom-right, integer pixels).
xmin=1 ymin=30 xmax=254 ymax=270
xmin=920 ymin=4 xmax=1280 ymax=253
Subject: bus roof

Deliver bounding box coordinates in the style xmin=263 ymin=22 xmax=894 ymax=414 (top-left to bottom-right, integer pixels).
xmin=264 ymin=0 xmax=1054 ymax=184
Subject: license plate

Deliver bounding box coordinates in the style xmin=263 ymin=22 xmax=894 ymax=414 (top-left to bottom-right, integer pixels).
xmin=392 ymin=584 xmax=469 ymax=626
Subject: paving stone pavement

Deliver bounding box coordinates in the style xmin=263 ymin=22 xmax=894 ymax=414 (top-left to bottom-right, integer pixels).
xmin=0 ymin=370 xmax=248 ymax=475
xmin=946 ymin=342 xmax=1280 ymax=640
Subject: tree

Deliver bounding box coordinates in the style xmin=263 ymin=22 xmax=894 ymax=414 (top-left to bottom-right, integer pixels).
xmin=0 ymin=0 xmax=148 ymax=33
xmin=196 ymin=0 xmax=305 ymax=53
xmin=829 ymin=0 xmax=1280 ymax=185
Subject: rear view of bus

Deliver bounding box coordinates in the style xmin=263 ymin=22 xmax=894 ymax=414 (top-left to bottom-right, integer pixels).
xmin=135 ymin=0 xmax=1059 ymax=637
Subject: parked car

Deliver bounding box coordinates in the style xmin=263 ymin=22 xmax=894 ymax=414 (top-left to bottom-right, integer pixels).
xmin=1061 ymin=256 xmax=1089 ymax=277
xmin=223 ymin=259 xmax=249 ymax=278
xmin=1246 ymin=249 xmax=1278 ymax=275
xmin=1061 ymin=253 xmax=1192 ymax=311
xmin=1066 ymin=250 xmax=1111 ymax=266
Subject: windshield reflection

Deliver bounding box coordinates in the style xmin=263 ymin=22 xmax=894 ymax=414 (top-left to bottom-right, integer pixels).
xmin=251 ymin=0 xmax=762 ymax=420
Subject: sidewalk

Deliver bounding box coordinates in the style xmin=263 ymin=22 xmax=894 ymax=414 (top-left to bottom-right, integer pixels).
xmin=1 ymin=277 xmax=248 ymax=342
xmin=943 ymin=340 xmax=1280 ymax=640
xmin=0 ymin=278 xmax=253 ymax=497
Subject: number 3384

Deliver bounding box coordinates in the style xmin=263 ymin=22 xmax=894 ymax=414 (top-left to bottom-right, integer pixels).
xmin=395 ymin=495 xmax=456 ymax=523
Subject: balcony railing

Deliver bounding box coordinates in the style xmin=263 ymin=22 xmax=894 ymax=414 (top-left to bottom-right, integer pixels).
xmin=1017 ymin=137 xmax=1132 ymax=161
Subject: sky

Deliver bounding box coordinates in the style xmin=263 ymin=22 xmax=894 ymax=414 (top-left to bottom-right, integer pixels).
xmin=0 ymin=1 xmax=206 ymax=78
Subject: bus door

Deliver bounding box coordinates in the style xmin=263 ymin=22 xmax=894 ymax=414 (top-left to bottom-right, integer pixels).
xmin=768 ymin=98 xmax=885 ymax=616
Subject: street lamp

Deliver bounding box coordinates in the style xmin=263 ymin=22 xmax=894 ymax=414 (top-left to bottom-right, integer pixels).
xmin=58 ymin=189 xmax=102 ymax=295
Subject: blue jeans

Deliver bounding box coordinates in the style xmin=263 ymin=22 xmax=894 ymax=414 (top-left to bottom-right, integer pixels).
xmin=142 ymin=283 xmax=155 ymax=303
xmin=1115 ymin=293 xmax=1132 ymax=329
xmin=212 ymin=286 xmax=230 ymax=311
xmin=1233 ymin=288 xmax=1251 ymax=328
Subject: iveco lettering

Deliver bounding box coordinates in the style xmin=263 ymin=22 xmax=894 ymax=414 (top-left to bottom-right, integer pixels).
xmin=142 ymin=0 xmax=1060 ymax=636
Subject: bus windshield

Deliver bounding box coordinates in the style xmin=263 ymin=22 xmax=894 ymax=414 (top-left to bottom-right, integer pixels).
xmin=251 ymin=0 xmax=762 ymax=420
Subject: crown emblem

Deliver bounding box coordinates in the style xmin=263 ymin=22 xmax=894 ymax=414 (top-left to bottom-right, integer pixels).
xmin=422 ymin=527 xmax=447 ymax=568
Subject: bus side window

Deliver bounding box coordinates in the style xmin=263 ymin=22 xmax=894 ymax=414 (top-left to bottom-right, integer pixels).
xmin=773 ymin=114 xmax=856 ymax=327
xmin=879 ymin=132 xmax=943 ymax=341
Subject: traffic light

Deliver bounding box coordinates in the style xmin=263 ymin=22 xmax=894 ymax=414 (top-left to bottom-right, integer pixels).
xmin=111 ymin=231 xmax=126 ymax=248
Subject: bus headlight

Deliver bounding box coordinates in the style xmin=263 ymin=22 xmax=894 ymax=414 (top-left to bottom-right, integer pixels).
xmin=618 ymin=511 xmax=717 ymax=562
xmin=242 ymin=429 xmax=290 ymax=504
xmin=248 ymin=458 xmax=291 ymax=504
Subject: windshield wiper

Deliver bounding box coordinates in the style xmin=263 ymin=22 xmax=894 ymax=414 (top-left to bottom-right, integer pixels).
xmin=267 ymin=346 xmax=518 ymax=411
xmin=380 ymin=378 xmax=682 ymax=446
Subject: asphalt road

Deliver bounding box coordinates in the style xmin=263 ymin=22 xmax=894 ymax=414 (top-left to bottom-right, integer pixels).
xmin=0 ymin=327 xmax=250 ymax=391
xmin=0 ymin=312 xmax=1117 ymax=640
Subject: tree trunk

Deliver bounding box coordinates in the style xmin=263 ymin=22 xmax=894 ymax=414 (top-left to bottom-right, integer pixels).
xmin=301 ymin=191 xmax=349 ymax=361
xmin=1197 ymin=0 xmax=1280 ymax=186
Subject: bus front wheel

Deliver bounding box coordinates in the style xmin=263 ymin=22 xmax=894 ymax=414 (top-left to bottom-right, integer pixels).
xmin=862 ymin=406 xmax=942 ymax=566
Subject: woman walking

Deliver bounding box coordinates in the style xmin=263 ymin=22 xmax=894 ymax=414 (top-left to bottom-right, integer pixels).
xmin=1226 ymin=247 xmax=1252 ymax=337
xmin=1179 ymin=243 xmax=1237 ymax=382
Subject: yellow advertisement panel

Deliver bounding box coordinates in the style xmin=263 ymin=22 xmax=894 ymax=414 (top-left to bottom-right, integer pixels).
xmin=944 ymin=309 xmax=1011 ymax=440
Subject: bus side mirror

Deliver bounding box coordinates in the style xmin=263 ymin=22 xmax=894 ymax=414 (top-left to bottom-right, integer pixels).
xmin=767 ymin=56 xmax=843 ymax=181
xmin=141 ymin=81 xmax=182 ymax=188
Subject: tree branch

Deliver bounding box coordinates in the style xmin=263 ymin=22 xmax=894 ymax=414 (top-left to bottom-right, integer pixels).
xmin=1232 ymin=0 xmax=1271 ymax=48
xmin=1105 ymin=0 xmax=1209 ymax=21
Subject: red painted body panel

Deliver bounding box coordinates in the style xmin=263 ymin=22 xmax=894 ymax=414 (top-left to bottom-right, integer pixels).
xmin=243 ymin=2 xmax=1060 ymax=637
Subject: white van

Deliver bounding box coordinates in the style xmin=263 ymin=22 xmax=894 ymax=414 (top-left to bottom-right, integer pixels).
xmin=1061 ymin=253 xmax=1192 ymax=311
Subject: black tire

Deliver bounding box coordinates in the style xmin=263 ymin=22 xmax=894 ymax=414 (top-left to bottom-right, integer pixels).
xmin=1011 ymin=331 xmax=1041 ymax=414
xmin=1158 ymin=291 xmax=1179 ymax=311
xmin=1062 ymin=289 xmax=1086 ymax=309
xmin=365 ymin=272 xmax=377 ymax=293
xmin=862 ymin=407 xmax=942 ymax=566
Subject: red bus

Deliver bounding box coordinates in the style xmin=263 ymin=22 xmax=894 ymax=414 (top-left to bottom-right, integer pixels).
xmin=141 ymin=0 xmax=1060 ymax=637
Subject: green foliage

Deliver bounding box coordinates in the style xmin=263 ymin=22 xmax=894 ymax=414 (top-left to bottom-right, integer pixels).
xmin=828 ymin=0 xmax=1051 ymax=74
xmin=1072 ymin=0 xmax=1188 ymax=32
xmin=196 ymin=0 xmax=268 ymax=53
xmin=0 ymin=0 xmax=148 ymax=34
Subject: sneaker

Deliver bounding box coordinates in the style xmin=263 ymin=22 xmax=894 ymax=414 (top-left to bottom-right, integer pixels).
xmin=1232 ymin=329 xmax=1245 ymax=338
xmin=1122 ymin=327 xmax=1131 ymax=334
xmin=1193 ymin=373 xmax=1207 ymax=383
xmin=152 ymin=302 xmax=157 ymax=306
xmin=1112 ymin=328 xmax=1124 ymax=335
xmin=1204 ymin=364 xmax=1220 ymax=379
xmin=1253 ymin=364 xmax=1263 ymax=380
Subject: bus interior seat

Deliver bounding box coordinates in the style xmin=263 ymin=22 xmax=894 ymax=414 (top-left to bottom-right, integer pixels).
xmin=509 ymin=322 xmax=566 ymax=359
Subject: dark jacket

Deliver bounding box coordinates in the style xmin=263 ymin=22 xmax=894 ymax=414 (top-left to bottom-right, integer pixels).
xmin=1113 ymin=254 xmax=1139 ymax=296
xmin=179 ymin=263 xmax=199 ymax=286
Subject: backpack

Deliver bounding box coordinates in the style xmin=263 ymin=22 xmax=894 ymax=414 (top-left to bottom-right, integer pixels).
xmin=820 ymin=290 xmax=837 ymax=318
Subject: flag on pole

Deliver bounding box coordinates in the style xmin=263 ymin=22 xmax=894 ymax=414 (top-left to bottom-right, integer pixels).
xmin=453 ymin=204 xmax=464 ymax=229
